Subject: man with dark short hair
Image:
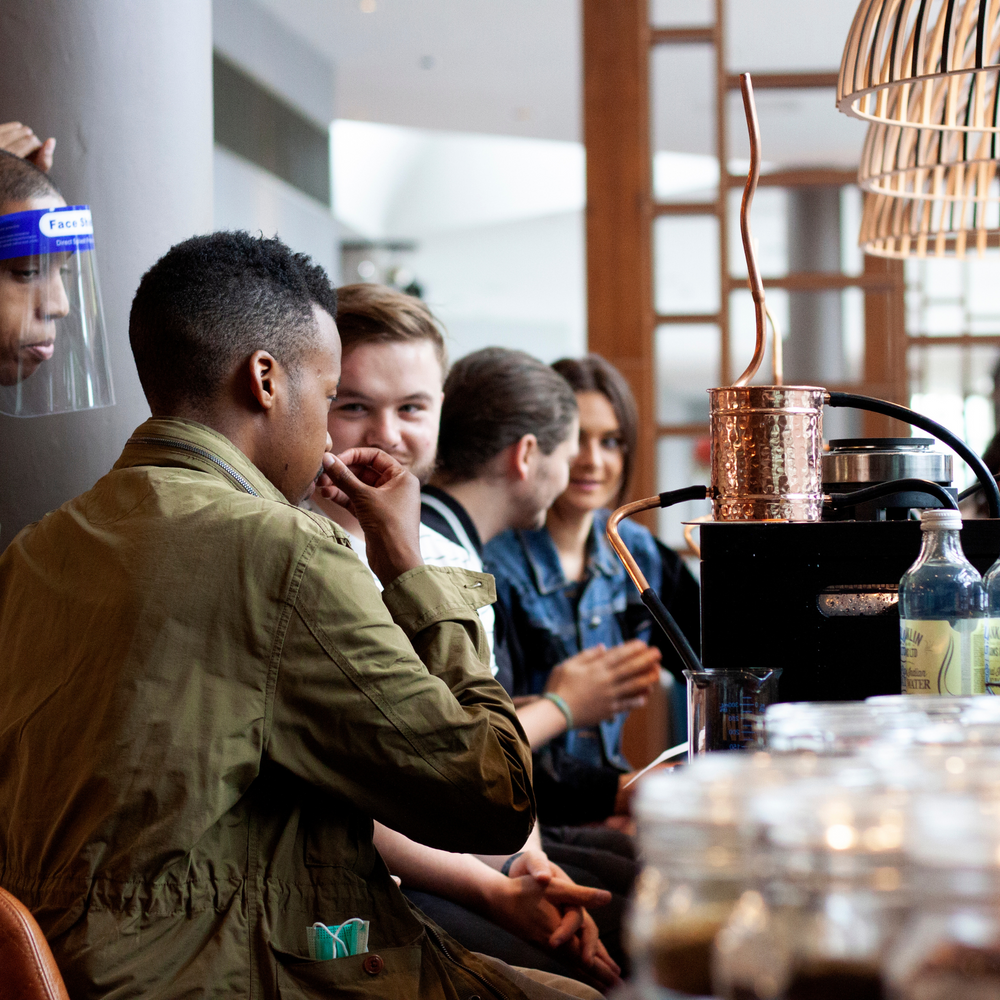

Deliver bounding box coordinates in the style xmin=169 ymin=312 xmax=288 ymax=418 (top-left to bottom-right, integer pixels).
xmin=0 ymin=233 xmax=596 ymax=999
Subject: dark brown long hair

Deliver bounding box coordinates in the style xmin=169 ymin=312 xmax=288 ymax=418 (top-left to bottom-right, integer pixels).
xmin=551 ymin=354 xmax=638 ymax=507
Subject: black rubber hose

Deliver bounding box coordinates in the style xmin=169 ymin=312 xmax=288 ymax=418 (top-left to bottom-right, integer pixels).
xmin=657 ymin=485 xmax=709 ymax=506
xmin=641 ymin=588 xmax=703 ymax=676
xmin=635 ymin=484 xmax=708 ymax=674
xmin=827 ymin=392 xmax=1000 ymax=518
xmin=827 ymin=478 xmax=959 ymax=512
xmin=958 ymin=475 xmax=1000 ymax=503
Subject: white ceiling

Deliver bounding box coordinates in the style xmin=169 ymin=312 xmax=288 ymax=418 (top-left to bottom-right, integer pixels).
xmin=257 ymin=0 xmax=868 ymax=167
xmin=255 ymin=0 xmax=581 ymax=141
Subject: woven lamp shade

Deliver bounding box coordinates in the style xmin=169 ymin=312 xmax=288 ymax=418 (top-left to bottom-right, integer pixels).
xmin=839 ymin=0 xmax=1000 ymax=131
xmin=859 ymin=115 xmax=1000 ymax=195
xmin=860 ymin=172 xmax=1000 ymax=256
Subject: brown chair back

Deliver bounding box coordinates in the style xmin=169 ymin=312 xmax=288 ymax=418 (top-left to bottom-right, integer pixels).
xmin=0 ymin=887 xmax=70 ymax=1000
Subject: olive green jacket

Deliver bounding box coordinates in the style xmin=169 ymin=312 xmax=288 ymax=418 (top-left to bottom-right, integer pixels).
xmin=0 ymin=418 xmax=536 ymax=999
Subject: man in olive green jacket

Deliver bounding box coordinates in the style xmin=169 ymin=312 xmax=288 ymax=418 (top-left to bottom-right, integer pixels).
xmin=0 ymin=233 xmax=572 ymax=999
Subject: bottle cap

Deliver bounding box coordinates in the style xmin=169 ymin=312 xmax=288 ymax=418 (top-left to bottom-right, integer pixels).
xmin=919 ymin=508 xmax=962 ymax=530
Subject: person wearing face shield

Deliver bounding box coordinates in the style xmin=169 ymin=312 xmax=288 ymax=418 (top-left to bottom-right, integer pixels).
xmin=0 ymin=150 xmax=113 ymax=416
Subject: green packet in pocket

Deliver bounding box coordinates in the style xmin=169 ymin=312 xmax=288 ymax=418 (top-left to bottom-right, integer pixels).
xmin=306 ymin=919 xmax=370 ymax=961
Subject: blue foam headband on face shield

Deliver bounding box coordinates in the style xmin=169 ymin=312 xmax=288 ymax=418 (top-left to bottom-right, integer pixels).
xmin=0 ymin=205 xmax=95 ymax=261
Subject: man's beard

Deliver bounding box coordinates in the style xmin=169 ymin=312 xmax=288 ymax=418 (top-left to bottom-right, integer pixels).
xmin=409 ymin=452 xmax=437 ymax=486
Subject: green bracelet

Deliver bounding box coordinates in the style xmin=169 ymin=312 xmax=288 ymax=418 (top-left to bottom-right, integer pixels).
xmin=542 ymin=692 xmax=574 ymax=730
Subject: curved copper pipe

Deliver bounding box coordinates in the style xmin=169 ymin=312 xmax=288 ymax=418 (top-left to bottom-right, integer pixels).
xmin=733 ymin=73 xmax=768 ymax=388
xmin=606 ymin=495 xmax=663 ymax=594
xmin=767 ymin=305 xmax=783 ymax=385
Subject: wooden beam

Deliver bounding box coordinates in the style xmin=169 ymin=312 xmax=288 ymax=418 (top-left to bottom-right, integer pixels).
xmin=653 ymin=201 xmax=718 ymax=217
xmin=862 ymin=256 xmax=908 ymax=436
xmin=725 ymin=71 xmax=839 ymax=90
xmin=748 ymin=271 xmax=898 ymax=292
xmin=650 ymin=26 xmax=715 ymax=45
xmin=725 ymin=168 xmax=859 ymax=188
xmin=908 ymin=334 xmax=1000 ymax=347
xmin=655 ymin=313 xmax=722 ymax=326
xmin=583 ymin=0 xmax=656 ymax=511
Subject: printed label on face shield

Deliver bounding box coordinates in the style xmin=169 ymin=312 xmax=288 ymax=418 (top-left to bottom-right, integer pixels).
xmin=0 ymin=205 xmax=95 ymax=261
xmin=900 ymin=618 xmax=985 ymax=695
xmin=38 ymin=208 xmax=93 ymax=238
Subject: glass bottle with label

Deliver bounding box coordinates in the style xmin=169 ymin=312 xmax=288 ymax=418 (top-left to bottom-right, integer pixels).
xmin=899 ymin=510 xmax=985 ymax=696
xmin=983 ymin=559 xmax=1000 ymax=695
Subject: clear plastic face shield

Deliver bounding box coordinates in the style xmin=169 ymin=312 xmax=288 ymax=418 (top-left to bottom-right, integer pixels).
xmin=0 ymin=204 xmax=114 ymax=417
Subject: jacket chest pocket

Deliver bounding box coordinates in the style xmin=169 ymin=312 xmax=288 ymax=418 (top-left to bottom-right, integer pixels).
xmin=273 ymin=943 xmax=423 ymax=998
xmin=302 ymin=805 xmax=376 ymax=876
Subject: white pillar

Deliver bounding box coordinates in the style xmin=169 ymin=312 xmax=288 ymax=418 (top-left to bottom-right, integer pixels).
xmin=0 ymin=1 xmax=213 ymax=547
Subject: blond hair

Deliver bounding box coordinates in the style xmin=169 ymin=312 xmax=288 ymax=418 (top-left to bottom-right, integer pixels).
xmin=335 ymin=283 xmax=447 ymax=370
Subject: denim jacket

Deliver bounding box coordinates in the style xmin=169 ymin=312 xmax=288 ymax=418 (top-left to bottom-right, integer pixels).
xmin=484 ymin=509 xmax=663 ymax=771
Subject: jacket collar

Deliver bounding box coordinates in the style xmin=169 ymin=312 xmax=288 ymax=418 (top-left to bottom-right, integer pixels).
xmin=521 ymin=509 xmax=621 ymax=595
xmin=421 ymin=485 xmax=484 ymax=556
xmin=115 ymin=417 xmax=288 ymax=504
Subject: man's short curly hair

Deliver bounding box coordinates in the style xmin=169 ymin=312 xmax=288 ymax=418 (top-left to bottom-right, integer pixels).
xmin=129 ymin=231 xmax=338 ymax=414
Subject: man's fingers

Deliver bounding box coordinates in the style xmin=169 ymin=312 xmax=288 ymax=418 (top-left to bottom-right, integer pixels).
xmin=593 ymin=939 xmax=621 ymax=977
xmin=335 ymin=446 xmax=406 ymax=477
xmin=577 ymin=910 xmax=600 ymax=965
xmin=547 ymin=907 xmax=583 ymax=949
xmin=587 ymin=952 xmax=622 ymax=988
xmin=6 ymin=135 xmax=41 ymax=158
xmin=29 ymin=137 xmax=55 ymax=172
xmin=314 ymin=482 xmax=353 ymax=508
xmin=541 ymin=879 xmax=612 ymax=909
xmin=522 ymin=852 xmax=554 ymax=885
xmin=322 ymin=453 xmax=367 ymax=492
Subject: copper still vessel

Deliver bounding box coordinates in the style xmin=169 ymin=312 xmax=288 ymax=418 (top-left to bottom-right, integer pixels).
xmin=709 ymin=385 xmax=825 ymax=521
xmin=708 ymin=74 xmax=825 ymax=523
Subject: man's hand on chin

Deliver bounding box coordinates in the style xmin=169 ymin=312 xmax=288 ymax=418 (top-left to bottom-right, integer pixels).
xmin=316 ymin=447 xmax=423 ymax=586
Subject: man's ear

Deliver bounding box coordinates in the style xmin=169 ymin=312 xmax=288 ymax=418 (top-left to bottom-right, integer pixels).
xmin=247 ymin=350 xmax=280 ymax=411
xmin=510 ymin=433 xmax=538 ymax=482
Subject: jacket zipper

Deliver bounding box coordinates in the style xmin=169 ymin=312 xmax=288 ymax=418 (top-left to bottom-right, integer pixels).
xmin=426 ymin=925 xmax=510 ymax=1000
xmin=130 ymin=436 xmax=262 ymax=497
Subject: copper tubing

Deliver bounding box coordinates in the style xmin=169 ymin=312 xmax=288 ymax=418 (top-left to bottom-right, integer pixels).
xmin=767 ymin=305 xmax=783 ymax=385
xmin=733 ymin=73 xmax=767 ymax=388
xmin=606 ymin=495 xmax=662 ymax=594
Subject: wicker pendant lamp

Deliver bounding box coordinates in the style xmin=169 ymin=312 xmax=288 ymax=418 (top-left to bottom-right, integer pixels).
xmin=859 ymin=180 xmax=1000 ymax=256
xmin=858 ymin=117 xmax=1000 ymax=256
xmin=838 ymin=0 xmax=1000 ymax=131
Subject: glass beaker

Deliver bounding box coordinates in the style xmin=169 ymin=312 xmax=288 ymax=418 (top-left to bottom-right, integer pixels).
xmin=685 ymin=667 xmax=782 ymax=754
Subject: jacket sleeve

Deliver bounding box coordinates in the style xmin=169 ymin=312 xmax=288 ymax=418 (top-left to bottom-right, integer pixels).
xmin=266 ymin=533 xmax=535 ymax=855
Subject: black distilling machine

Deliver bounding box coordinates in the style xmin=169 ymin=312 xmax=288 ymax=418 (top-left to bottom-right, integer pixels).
xmin=607 ymin=75 xmax=1000 ymax=708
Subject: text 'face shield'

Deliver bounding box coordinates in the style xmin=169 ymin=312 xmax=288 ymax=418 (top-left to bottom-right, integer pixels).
xmin=0 ymin=205 xmax=114 ymax=417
